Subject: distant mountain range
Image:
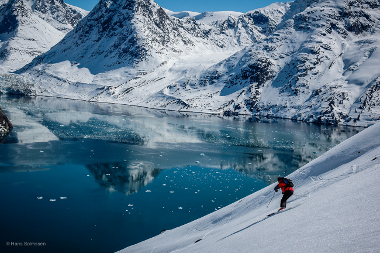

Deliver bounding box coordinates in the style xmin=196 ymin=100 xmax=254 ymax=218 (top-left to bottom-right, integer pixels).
xmin=0 ymin=0 xmax=379 ymax=126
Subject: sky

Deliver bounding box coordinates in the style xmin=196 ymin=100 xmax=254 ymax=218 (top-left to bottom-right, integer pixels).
xmin=65 ymin=0 xmax=285 ymax=13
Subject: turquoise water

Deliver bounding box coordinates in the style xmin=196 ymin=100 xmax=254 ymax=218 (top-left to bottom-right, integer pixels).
xmin=0 ymin=96 xmax=360 ymax=252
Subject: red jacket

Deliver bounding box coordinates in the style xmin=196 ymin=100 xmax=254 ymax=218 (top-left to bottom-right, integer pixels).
xmin=275 ymin=180 xmax=294 ymax=193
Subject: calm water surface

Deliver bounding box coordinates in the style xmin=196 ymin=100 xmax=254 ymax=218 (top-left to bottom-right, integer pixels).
xmin=0 ymin=96 xmax=361 ymax=252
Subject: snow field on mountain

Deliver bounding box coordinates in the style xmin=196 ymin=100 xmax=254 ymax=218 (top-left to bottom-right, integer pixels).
xmin=23 ymin=47 xmax=242 ymax=110
xmin=0 ymin=16 xmax=64 ymax=72
xmin=119 ymin=122 xmax=380 ymax=253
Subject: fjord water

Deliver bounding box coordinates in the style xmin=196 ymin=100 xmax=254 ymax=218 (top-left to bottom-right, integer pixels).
xmin=0 ymin=96 xmax=360 ymax=253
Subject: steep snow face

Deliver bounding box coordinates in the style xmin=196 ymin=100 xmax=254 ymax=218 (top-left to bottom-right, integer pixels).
xmin=0 ymin=0 xmax=88 ymax=72
xmin=164 ymin=0 xmax=380 ymax=126
xmin=118 ymin=120 xmax=380 ymax=253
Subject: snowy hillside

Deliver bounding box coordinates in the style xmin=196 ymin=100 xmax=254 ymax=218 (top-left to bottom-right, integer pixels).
xmin=1 ymin=0 xmax=380 ymax=127
xmin=17 ymin=0 xmax=284 ymax=75
xmin=0 ymin=0 xmax=88 ymax=72
xmin=118 ymin=121 xmax=380 ymax=253
xmin=165 ymin=0 xmax=380 ymax=126
xmin=4 ymin=0 xmax=288 ymax=96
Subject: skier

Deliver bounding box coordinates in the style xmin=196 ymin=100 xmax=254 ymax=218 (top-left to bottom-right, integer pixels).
xmin=274 ymin=177 xmax=294 ymax=211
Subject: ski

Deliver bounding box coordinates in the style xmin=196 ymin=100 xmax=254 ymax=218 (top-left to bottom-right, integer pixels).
xmin=267 ymin=208 xmax=285 ymax=216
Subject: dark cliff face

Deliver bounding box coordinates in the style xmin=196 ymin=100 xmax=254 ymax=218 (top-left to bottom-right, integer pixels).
xmin=0 ymin=0 xmax=86 ymax=34
xmin=0 ymin=107 xmax=12 ymax=130
xmin=0 ymin=10 xmax=18 ymax=35
xmin=32 ymin=0 xmax=85 ymax=28
xmin=0 ymin=107 xmax=13 ymax=143
xmin=0 ymin=0 xmax=31 ymax=34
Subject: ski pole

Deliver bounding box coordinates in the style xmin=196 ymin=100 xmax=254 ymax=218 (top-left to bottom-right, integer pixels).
xmin=266 ymin=191 xmax=276 ymax=208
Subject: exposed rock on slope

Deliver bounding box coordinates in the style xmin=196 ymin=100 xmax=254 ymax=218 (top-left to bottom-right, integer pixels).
xmin=0 ymin=106 xmax=12 ymax=142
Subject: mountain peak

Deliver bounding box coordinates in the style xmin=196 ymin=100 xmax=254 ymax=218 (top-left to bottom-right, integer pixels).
xmin=31 ymin=0 xmax=88 ymax=31
xmin=20 ymin=0 xmax=264 ymax=74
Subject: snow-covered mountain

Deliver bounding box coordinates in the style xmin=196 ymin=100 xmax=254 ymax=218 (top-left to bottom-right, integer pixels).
xmin=0 ymin=0 xmax=88 ymax=72
xmin=165 ymin=0 xmax=380 ymax=126
xmin=18 ymin=0 xmax=286 ymax=75
xmin=118 ymin=120 xmax=380 ymax=253
xmin=2 ymin=0 xmax=380 ymax=127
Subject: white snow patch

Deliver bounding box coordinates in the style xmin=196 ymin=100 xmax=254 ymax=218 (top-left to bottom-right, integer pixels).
xmin=6 ymin=107 xmax=59 ymax=144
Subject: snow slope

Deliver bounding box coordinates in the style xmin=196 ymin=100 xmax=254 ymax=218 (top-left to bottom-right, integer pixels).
xmin=165 ymin=0 xmax=380 ymax=126
xmin=17 ymin=0 xmax=279 ymax=75
xmin=119 ymin=122 xmax=380 ymax=253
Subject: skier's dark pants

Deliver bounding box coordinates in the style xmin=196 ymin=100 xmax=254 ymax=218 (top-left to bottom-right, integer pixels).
xmin=281 ymin=190 xmax=293 ymax=208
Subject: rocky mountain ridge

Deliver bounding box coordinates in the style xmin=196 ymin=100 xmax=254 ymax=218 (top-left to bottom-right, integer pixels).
xmin=159 ymin=0 xmax=380 ymax=125
xmin=18 ymin=0 xmax=289 ymax=75
xmin=185 ymin=0 xmax=380 ymax=125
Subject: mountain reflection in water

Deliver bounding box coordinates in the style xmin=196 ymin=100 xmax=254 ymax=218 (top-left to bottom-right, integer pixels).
xmin=0 ymin=95 xmax=361 ymax=186
xmin=87 ymin=162 xmax=161 ymax=195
